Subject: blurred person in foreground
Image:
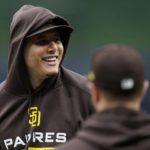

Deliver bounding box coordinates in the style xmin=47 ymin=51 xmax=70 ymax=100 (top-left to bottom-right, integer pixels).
xmin=56 ymin=44 xmax=150 ymax=150
xmin=0 ymin=5 xmax=94 ymax=150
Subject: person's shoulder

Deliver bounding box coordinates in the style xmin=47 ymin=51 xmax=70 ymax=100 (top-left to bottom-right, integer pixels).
xmin=0 ymin=81 xmax=7 ymax=97
xmin=0 ymin=81 xmax=6 ymax=91
xmin=61 ymin=67 xmax=90 ymax=93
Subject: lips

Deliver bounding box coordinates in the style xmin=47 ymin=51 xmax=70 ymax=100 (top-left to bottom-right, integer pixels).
xmin=42 ymin=56 xmax=58 ymax=65
xmin=43 ymin=57 xmax=57 ymax=61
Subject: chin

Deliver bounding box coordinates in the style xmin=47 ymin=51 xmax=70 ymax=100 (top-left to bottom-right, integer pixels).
xmin=44 ymin=66 xmax=60 ymax=76
xmin=46 ymin=69 xmax=59 ymax=75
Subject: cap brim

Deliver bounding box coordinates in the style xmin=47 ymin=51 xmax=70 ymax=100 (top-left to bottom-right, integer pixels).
xmin=26 ymin=25 xmax=73 ymax=38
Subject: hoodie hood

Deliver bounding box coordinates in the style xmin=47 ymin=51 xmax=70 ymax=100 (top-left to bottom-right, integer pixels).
xmin=5 ymin=5 xmax=73 ymax=95
xmin=77 ymin=106 xmax=150 ymax=149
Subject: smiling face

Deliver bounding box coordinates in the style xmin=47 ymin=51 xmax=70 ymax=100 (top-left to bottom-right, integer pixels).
xmin=24 ymin=29 xmax=64 ymax=88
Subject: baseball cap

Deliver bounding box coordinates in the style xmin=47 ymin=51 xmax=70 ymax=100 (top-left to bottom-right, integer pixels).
xmin=25 ymin=17 xmax=73 ymax=57
xmin=26 ymin=18 xmax=73 ymax=38
xmin=88 ymin=44 xmax=145 ymax=96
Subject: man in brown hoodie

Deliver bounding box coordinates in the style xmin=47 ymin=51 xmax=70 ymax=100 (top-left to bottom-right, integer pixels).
xmin=56 ymin=44 xmax=150 ymax=150
xmin=0 ymin=5 xmax=94 ymax=150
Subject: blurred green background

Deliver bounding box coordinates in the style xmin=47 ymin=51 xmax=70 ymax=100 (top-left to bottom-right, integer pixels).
xmin=0 ymin=0 xmax=150 ymax=111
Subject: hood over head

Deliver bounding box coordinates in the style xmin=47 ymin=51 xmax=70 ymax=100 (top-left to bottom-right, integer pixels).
xmin=5 ymin=5 xmax=73 ymax=95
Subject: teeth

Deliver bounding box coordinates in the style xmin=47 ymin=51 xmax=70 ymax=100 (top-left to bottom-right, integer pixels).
xmin=44 ymin=57 xmax=57 ymax=61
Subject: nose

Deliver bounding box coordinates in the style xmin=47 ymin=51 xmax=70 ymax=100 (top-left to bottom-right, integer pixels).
xmin=47 ymin=41 xmax=58 ymax=54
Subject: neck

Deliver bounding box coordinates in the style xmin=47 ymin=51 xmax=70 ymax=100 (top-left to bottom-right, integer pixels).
xmin=97 ymin=97 xmax=141 ymax=112
xmin=27 ymin=71 xmax=46 ymax=90
xmin=30 ymin=77 xmax=44 ymax=89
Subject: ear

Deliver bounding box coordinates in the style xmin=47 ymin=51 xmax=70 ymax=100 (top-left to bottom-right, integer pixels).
xmin=139 ymin=80 xmax=149 ymax=100
xmin=88 ymin=82 xmax=101 ymax=103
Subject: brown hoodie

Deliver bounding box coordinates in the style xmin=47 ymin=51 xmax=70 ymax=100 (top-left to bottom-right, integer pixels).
xmin=56 ymin=106 xmax=150 ymax=150
xmin=0 ymin=5 xmax=94 ymax=150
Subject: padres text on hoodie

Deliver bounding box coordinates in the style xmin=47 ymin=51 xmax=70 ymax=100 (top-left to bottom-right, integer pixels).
xmin=0 ymin=5 xmax=94 ymax=150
